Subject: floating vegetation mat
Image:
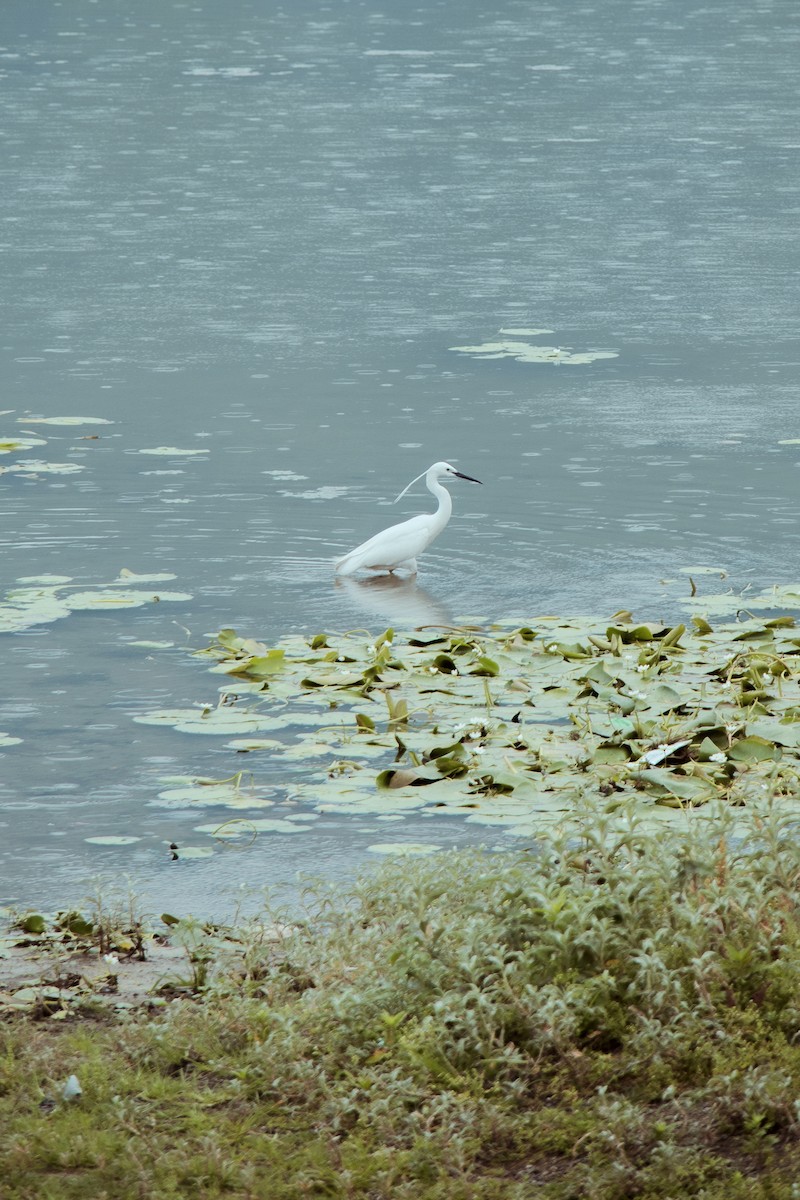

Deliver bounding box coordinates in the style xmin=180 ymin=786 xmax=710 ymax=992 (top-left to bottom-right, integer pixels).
xmin=136 ymin=593 xmax=800 ymax=837
xmin=0 ymin=569 xmax=192 ymax=634
xmin=450 ymin=327 xmax=618 ymax=366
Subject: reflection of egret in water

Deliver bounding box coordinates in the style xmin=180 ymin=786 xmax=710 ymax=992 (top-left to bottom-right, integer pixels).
xmin=334 ymin=574 xmax=453 ymax=627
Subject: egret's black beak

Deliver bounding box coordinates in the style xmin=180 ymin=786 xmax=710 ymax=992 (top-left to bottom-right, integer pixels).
xmin=454 ymin=470 xmax=482 ymax=484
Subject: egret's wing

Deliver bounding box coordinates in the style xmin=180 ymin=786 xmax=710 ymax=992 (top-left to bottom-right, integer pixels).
xmin=335 ymin=514 xmax=433 ymax=574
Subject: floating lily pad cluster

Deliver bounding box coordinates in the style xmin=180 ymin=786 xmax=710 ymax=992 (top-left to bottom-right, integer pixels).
xmin=0 ymin=417 xmax=113 ymax=477
xmin=0 ymin=569 xmax=192 ymax=634
xmin=134 ymin=598 xmax=800 ymax=838
xmin=449 ymin=327 xmax=618 ymax=366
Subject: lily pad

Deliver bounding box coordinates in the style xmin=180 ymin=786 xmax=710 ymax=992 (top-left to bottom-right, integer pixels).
xmin=0 ymin=460 xmax=86 ymax=475
xmin=194 ymin=818 xmax=309 ymax=836
xmin=0 ymin=436 xmax=47 ymax=454
xmin=64 ymin=590 xmax=192 ymax=610
xmin=131 ymin=600 xmax=800 ymax=841
xmin=21 ymin=416 xmax=113 ymax=426
xmin=449 ymin=337 xmax=618 ymax=366
xmin=84 ymin=835 xmax=143 ymax=846
xmin=0 ymin=573 xmax=191 ymax=634
xmin=136 ymin=446 xmax=210 ymax=456
xmin=154 ymin=780 xmax=275 ymax=809
xmin=366 ymin=842 xmax=443 ymax=856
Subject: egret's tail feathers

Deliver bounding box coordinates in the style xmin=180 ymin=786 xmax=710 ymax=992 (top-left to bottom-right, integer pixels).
xmin=334 ymin=551 xmax=359 ymax=576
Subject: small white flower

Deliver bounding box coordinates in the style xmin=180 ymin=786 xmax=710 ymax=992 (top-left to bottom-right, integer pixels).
xmin=637 ymin=665 xmax=648 ymax=674
xmin=709 ymin=752 xmax=727 ymax=764
xmin=628 ymin=689 xmax=646 ymax=701
xmin=103 ymin=953 xmax=119 ymax=966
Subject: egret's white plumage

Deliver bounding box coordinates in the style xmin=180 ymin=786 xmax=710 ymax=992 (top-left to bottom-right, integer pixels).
xmin=334 ymin=460 xmax=482 ymax=577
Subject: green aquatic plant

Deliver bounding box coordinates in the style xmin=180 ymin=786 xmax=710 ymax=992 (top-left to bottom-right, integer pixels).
xmin=0 ymin=569 xmax=192 ymax=634
xmin=130 ymin=598 xmax=800 ymax=846
xmin=4 ymin=806 xmax=800 ymax=1195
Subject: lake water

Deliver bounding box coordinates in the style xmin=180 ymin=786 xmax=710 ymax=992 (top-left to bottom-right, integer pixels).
xmin=2 ymin=0 xmax=799 ymax=918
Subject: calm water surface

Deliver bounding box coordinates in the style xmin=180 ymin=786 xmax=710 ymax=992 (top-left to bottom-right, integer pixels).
xmin=2 ymin=0 xmax=799 ymax=915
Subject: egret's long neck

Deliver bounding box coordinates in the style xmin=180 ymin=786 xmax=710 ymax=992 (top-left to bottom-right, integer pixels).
xmin=427 ymin=475 xmax=452 ymax=533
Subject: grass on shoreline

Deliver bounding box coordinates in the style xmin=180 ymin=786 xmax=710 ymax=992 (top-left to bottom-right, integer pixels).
xmin=4 ymin=801 xmax=800 ymax=1198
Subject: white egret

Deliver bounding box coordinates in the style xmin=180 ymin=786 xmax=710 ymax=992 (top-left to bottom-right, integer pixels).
xmin=334 ymin=461 xmax=482 ymax=577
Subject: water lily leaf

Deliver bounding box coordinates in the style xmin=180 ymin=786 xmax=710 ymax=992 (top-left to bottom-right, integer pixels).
xmin=135 ymin=708 xmax=281 ymax=735
xmin=636 ymin=769 xmax=717 ymax=804
xmin=746 ymin=720 xmax=800 ymax=748
xmin=301 ymin=670 xmax=365 ymax=688
xmin=136 ymin=446 xmax=210 ymax=456
xmin=17 ymin=914 xmax=46 ymax=935
xmin=728 ymin=736 xmax=781 ymax=763
xmin=644 ymin=685 xmax=686 ymax=714
xmin=194 ymin=818 xmax=308 ymax=835
xmin=469 ymin=656 xmax=500 ymax=677
xmin=449 ymin=338 xmax=618 ymax=366
xmin=695 ymin=736 xmax=726 ymax=760
xmin=114 ymin=569 xmax=178 ymax=584
xmin=274 ymin=742 xmax=339 ymax=761
xmin=376 ymin=768 xmax=437 ymax=789
xmin=225 ymin=737 xmax=283 ymax=752
xmin=366 ymin=842 xmax=442 ymax=856
xmin=0 ymin=435 xmax=47 ymax=454
xmin=580 ymin=661 xmax=616 ymax=688
xmin=84 ymin=835 xmax=142 ymax=845
xmin=64 ymin=590 xmax=192 ymax=610
xmin=1 ymin=459 xmax=86 ymax=475
xmin=607 ymin=623 xmax=664 ymax=643
xmin=155 ymin=782 xmax=274 ymax=809
xmin=23 ymin=415 xmax=112 ymax=426
xmin=593 ymin=744 xmax=630 ymax=764
xmin=58 ymin=913 xmax=94 ymax=936
xmin=228 ymin=650 xmax=287 ymax=678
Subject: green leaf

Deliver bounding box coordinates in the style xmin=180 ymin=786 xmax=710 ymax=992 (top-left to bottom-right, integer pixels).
xmin=728 ymin=736 xmax=781 ymax=763
xmin=18 ymin=914 xmax=46 ymax=935
xmin=593 ymin=744 xmax=630 ymax=764
xmin=470 ymin=656 xmax=499 ymax=677
xmin=376 ymin=768 xmax=437 ymax=789
xmin=229 ymin=649 xmax=286 ymax=678
xmin=58 ymin=912 xmax=94 ymax=937
xmin=636 ymin=769 xmax=717 ymax=803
